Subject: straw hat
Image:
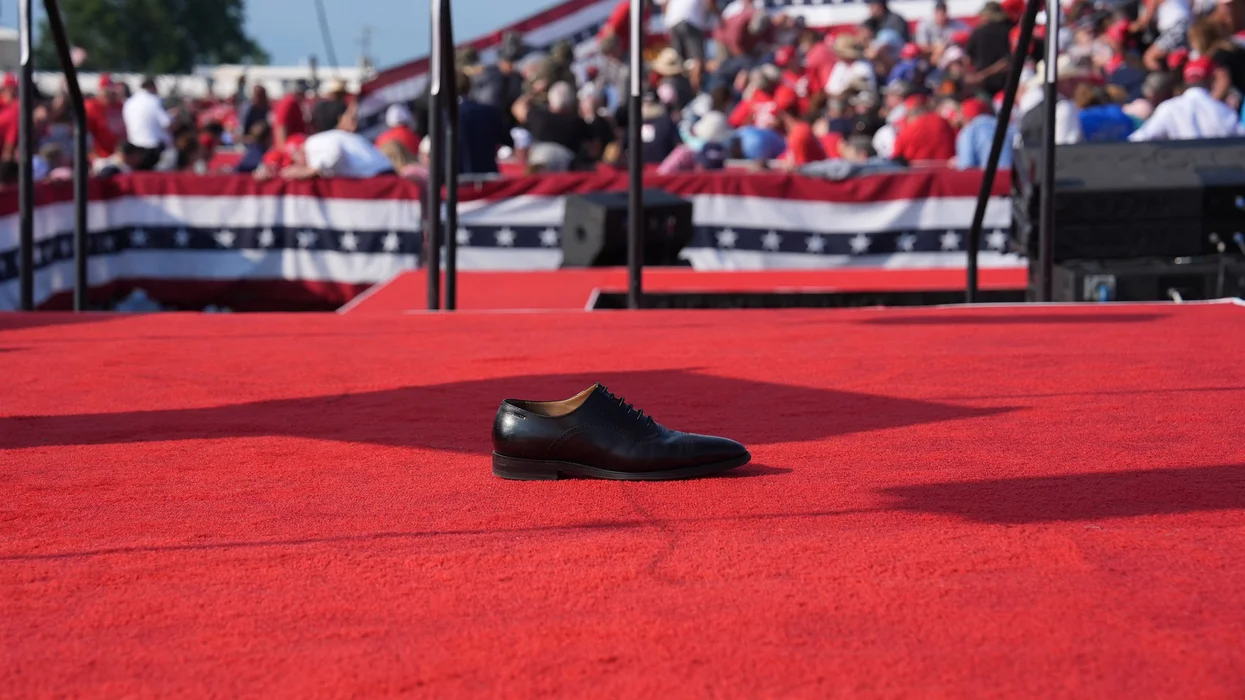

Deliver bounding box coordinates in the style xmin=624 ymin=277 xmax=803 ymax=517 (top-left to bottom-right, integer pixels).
xmin=652 ymin=47 xmax=685 ymax=77
xmin=832 ymin=33 xmax=863 ymax=60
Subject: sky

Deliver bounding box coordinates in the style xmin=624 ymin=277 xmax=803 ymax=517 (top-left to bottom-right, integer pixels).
xmin=0 ymin=0 xmax=551 ymax=70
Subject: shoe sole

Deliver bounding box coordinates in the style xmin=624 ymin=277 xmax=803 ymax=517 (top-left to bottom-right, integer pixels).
xmin=492 ymin=452 xmax=751 ymax=481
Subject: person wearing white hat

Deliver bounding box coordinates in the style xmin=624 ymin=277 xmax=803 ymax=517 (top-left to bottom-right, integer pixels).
xmin=374 ymin=103 xmax=421 ymax=156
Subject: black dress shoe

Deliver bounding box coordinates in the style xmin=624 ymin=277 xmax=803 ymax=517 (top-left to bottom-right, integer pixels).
xmin=492 ymin=384 xmax=750 ymax=481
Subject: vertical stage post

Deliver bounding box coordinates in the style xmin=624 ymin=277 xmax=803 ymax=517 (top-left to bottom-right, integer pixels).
xmin=441 ymin=0 xmax=459 ymax=311
xmin=426 ymin=0 xmax=444 ymax=310
xmin=965 ymin=0 xmax=1041 ymax=303
xmin=44 ymin=0 xmax=90 ymax=311
xmin=1038 ymin=0 xmax=1058 ymax=301
xmin=626 ymin=0 xmax=643 ymax=309
xmin=17 ymin=0 xmax=34 ymax=310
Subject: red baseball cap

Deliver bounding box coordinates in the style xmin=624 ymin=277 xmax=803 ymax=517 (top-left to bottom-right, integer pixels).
xmin=1105 ymin=20 xmax=1130 ymax=44
xmin=1184 ymin=56 xmax=1212 ymax=83
xmin=2 ymin=73 xmax=17 ymax=89
xmin=960 ymin=98 xmax=991 ymax=121
xmin=1001 ymin=0 xmax=1026 ymax=20
xmin=1167 ymin=48 xmax=1190 ymax=70
xmin=284 ymin=133 xmax=308 ymax=151
xmin=900 ymin=43 xmax=921 ymax=60
xmin=98 ymin=73 xmax=113 ymax=88
xmin=950 ymin=29 xmax=971 ymax=46
xmin=903 ymin=94 xmax=928 ymax=113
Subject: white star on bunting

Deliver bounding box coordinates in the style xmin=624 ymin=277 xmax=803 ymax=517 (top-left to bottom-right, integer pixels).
xmin=805 ymin=234 xmax=826 ymax=253
xmin=457 ymin=228 xmax=472 ymax=246
xmin=539 ymin=228 xmax=560 ymax=247
xmin=339 ymin=231 xmax=359 ymax=252
xmin=257 ymin=228 xmax=276 ymax=248
xmin=716 ymin=229 xmax=739 ymax=248
xmin=214 ymin=229 xmax=236 ymax=248
xmin=296 ymin=230 xmax=317 ymax=249
xmin=761 ymin=230 xmax=782 ymax=251
xmin=896 ymin=233 xmax=918 ymax=252
xmin=174 ymin=228 xmax=191 ymax=247
xmin=849 ymin=233 xmax=871 ymax=254
xmin=495 ymin=227 xmax=516 ymax=247
xmin=940 ymin=230 xmax=962 ymax=251
xmin=382 ymin=231 xmax=401 ymax=252
xmin=987 ymin=229 xmax=1009 ymax=251
xmin=130 ymin=228 xmax=149 ymax=247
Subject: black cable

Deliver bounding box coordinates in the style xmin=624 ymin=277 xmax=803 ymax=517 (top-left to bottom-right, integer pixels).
xmin=313 ymin=0 xmax=341 ymax=74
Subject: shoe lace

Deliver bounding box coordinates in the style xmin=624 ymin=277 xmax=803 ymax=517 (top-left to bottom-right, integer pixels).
xmin=598 ymin=386 xmax=656 ymax=427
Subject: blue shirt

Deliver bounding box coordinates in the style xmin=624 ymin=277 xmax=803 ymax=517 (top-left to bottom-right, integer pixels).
xmin=955 ymin=115 xmax=1014 ymax=170
xmin=1079 ymin=105 xmax=1136 ymax=143
xmin=735 ymin=126 xmax=786 ymax=161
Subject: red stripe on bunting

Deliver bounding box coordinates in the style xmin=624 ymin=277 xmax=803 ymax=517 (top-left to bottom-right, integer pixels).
xmin=459 ymin=169 xmax=1013 ymax=204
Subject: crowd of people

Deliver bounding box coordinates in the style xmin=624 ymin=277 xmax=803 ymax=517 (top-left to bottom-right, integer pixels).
xmin=4 ymin=0 xmax=1245 ymax=183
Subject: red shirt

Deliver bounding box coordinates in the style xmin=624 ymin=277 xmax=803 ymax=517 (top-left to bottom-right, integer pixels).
xmin=728 ymin=90 xmax=776 ymax=128
xmin=0 ymin=102 xmax=18 ymax=151
xmin=273 ymin=94 xmax=307 ymax=142
xmin=781 ymin=70 xmax=812 ymax=115
xmin=716 ymin=7 xmax=773 ymax=57
xmin=819 ymin=132 xmax=843 ymax=159
xmin=84 ymin=98 xmax=118 ymax=157
xmin=804 ymin=42 xmax=836 ymax=94
xmin=375 ymin=125 xmax=421 ymax=155
xmin=599 ymin=0 xmax=651 ymax=53
xmin=786 ymin=121 xmax=826 ymax=166
xmin=892 ymin=113 xmax=957 ymax=163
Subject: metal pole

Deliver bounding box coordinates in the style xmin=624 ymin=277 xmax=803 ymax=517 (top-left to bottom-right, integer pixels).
xmin=441 ymin=0 xmax=458 ymax=311
xmin=626 ymin=0 xmax=643 ymax=309
xmin=426 ymin=0 xmax=443 ymax=310
xmin=1038 ymin=0 xmax=1058 ymax=302
xmin=966 ymin=0 xmax=1041 ymax=303
xmin=17 ymin=0 xmax=34 ymax=311
xmin=44 ymin=0 xmax=90 ymax=311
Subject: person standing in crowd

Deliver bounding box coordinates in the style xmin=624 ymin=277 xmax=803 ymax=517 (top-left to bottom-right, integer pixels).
xmin=1129 ymin=57 xmax=1245 ymax=139
xmin=456 ymin=71 xmax=509 ymax=175
xmin=890 ymin=94 xmax=957 ymax=164
xmin=239 ymin=84 xmax=271 ymax=139
xmin=235 ymin=122 xmax=273 ymax=174
xmin=1188 ymin=16 xmax=1245 ymax=100
xmin=661 ymin=0 xmax=717 ymax=91
xmin=652 ymin=48 xmax=697 ymax=109
xmin=271 ymin=82 xmax=308 ymax=150
xmin=633 ymin=89 xmax=683 ymax=164
xmin=311 ymin=79 xmax=349 ymax=134
xmin=864 ymin=0 xmax=912 ymax=43
xmin=512 ymin=81 xmax=596 ymax=166
xmin=916 ymin=1 xmax=968 ymax=49
xmin=471 ymin=34 xmax=527 ymax=131
xmin=121 ymin=77 xmax=171 ymax=171
xmin=580 ymin=85 xmax=616 ymax=163
xmin=955 ymin=97 xmax=1013 ymax=169
xmin=84 ymin=75 xmax=126 ymax=158
xmin=375 ymin=104 xmax=421 ymax=156
xmin=965 ymin=2 xmax=1013 ymax=95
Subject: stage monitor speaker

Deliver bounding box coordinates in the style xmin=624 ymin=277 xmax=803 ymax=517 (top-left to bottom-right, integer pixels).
xmin=1045 ymin=257 xmax=1245 ymax=302
xmin=1012 ymin=139 xmax=1245 ymax=261
xmin=561 ymin=189 xmax=693 ymax=267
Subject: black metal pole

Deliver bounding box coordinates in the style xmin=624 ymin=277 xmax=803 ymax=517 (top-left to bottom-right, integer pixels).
xmin=626 ymin=0 xmax=643 ymax=309
xmin=44 ymin=0 xmax=90 ymax=312
xmin=17 ymin=0 xmax=34 ymax=311
xmin=426 ymin=0 xmax=443 ymax=310
xmin=441 ymin=0 xmax=458 ymax=311
xmin=1038 ymin=0 xmax=1058 ymax=302
xmin=966 ymin=0 xmax=1041 ymax=303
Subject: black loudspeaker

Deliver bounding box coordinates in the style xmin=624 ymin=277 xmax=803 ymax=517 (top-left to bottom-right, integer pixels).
xmin=561 ymin=189 xmax=693 ymax=267
xmin=1047 ymin=257 xmax=1245 ymax=302
xmin=1012 ymin=140 xmax=1245 ymax=261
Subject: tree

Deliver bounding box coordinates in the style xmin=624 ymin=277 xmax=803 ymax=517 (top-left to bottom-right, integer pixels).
xmin=33 ymin=0 xmax=269 ymax=75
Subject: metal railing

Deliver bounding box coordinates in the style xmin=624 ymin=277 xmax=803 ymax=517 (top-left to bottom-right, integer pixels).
xmin=17 ymin=0 xmax=91 ymax=311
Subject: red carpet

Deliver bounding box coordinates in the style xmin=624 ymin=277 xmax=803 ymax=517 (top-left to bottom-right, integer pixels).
xmin=343 ymin=267 xmax=1030 ymax=312
xmin=2 ymin=303 xmax=1244 ymax=696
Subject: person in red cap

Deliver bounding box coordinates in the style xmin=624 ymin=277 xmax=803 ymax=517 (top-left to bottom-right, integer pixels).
xmin=954 ymin=97 xmax=1014 ymax=169
xmin=0 ymin=73 xmax=18 ymax=107
xmin=891 ymin=94 xmax=957 ymax=164
xmin=777 ymin=92 xmax=825 ymax=168
xmin=1129 ymin=55 xmax=1245 ymax=140
xmin=84 ymin=75 xmax=126 ymax=158
xmin=1188 ymin=15 xmax=1245 ymax=100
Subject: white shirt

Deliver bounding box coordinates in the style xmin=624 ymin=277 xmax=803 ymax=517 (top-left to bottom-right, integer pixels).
xmin=303 ymin=130 xmax=394 ymax=178
xmin=826 ymin=60 xmax=877 ymax=97
xmin=661 ymin=0 xmax=710 ymax=29
xmin=1129 ymin=87 xmax=1245 ymax=141
xmin=1156 ymin=0 xmax=1191 ymax=32
xmin=121 ymin=90 xmax=171 ymax=149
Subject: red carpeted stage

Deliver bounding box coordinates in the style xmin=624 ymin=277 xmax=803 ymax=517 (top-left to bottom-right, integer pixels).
xmin=342 ymin=266 xmax=1030 ymax=312
xmin=3 ymin=301 xmax=1245 ymax=696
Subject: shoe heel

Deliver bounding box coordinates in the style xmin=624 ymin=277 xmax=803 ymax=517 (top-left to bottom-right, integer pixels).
xmin=492 ymin=453 xmax=561 ymax=481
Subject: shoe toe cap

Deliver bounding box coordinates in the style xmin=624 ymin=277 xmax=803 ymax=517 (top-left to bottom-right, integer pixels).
xmin=686 ymin=433 xmax=750 ymax=466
